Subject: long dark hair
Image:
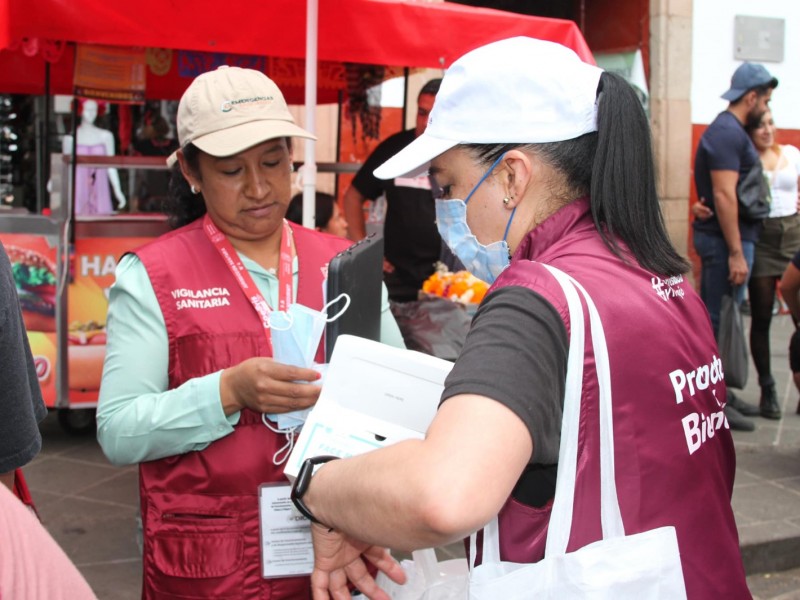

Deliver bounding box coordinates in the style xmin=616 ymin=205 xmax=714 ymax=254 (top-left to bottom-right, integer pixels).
xmin=286 ymin=191 xmax=335 ymax=230
xmin=164 ymin=143 xmax=206 ymax=229
xmin=466 ymin=71 xmax=688 ymax=277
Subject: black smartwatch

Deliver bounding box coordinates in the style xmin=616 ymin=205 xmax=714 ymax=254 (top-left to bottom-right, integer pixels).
xmin=290 ymin=455 xmax=340 ymax=527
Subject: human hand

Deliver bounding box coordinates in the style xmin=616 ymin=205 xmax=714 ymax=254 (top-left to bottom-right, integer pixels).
xmin=691 ymin=198 xmax=713 ymax=221
xmin=728 ymin=252 xmax=748 ymax=286
xmin=220 ymin=357 xmax=321 ymax=416
xmin=310 ymin=524 xmax=406 ymax=600
xmin=382 ymin=258 xmax=395 ymax=274
xmin=115 ymin=191 xmax=127 ymax=211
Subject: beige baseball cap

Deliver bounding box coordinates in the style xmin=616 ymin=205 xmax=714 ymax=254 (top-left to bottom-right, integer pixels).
xmin=166 ymin=66 xmax=315 ymax=166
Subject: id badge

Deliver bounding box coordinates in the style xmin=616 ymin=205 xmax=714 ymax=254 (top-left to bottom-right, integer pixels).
xmin=258 ymin=483 xmax=314 ymax=578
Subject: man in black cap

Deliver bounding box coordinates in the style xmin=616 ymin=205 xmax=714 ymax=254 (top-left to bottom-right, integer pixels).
xmin=693 ymin=62 xmax=778 ymax=430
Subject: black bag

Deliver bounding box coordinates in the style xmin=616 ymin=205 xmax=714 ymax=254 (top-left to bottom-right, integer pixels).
xmin=718 ymin=293 xmax=749 ymax=389
xmin=736 ymin=160 xmax=771 ymax=222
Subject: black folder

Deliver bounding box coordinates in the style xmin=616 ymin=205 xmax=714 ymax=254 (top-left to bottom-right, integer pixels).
xmin=325 ymin=234 xmax=384 ymax=362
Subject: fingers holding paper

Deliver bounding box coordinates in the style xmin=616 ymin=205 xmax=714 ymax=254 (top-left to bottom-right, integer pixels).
xmin=310 ymin=524 xmax=406 ymax=600
xmin=219 ymin=356 xmax=322 ymax=416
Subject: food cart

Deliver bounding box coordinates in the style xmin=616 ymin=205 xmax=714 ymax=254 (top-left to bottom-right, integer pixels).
xmin=0 ymin=0 xmax=593 ymax=433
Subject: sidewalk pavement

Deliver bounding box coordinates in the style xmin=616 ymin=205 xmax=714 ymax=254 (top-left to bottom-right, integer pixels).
xmin=20 ymin=313 xmax=800 ymax=599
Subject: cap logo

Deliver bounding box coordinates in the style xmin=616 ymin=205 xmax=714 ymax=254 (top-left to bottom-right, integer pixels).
xmin=220 ymin=95 xmax=274 ymax=113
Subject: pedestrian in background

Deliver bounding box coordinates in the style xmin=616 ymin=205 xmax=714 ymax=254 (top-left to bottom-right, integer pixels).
xmin=694 ymin=108 xmax=800 ymax=420
xmin=692 ymin=61 xmax=778 ymax=431
xmin=287 ymin=191 xmax=349 ymax=239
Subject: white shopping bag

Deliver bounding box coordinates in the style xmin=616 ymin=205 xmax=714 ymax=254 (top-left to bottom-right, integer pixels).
xmin=376 ymin=549 xmax=468 ymax=600
xmin=468 ymin=266 xmax=687 ymax=600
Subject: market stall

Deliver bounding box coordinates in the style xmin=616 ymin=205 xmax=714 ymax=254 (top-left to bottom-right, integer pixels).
xmin=0 ymin=0 xmax=593 ymax=432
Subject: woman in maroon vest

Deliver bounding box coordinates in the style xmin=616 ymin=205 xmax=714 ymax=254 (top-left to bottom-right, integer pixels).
xmin=97 ymin=67 xmax=403 ymax=599
xmin=293 ymin=38 xmax=751 ymax=599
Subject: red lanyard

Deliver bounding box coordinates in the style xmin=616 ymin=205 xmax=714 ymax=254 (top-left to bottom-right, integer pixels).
xmin=203 ymin=214 xmax=294 ymax=352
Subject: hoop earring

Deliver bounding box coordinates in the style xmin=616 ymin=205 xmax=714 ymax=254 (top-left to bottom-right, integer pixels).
xmin=190 ymin=185 xmax=200 ymax=195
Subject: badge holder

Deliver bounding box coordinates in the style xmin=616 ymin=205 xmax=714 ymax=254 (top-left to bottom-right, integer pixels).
xmin=258 ymin=482 xmax=314 ymax=578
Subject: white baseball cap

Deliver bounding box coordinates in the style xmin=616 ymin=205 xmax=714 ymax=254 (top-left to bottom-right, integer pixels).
xmin=166 ymin=66 xmax=315 ymax=166
xmin=373 ymin=37 xmax=603 ymax=179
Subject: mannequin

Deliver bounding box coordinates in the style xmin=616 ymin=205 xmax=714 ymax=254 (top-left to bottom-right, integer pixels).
xmin=63 ymin=99 xmax=127 ymax=214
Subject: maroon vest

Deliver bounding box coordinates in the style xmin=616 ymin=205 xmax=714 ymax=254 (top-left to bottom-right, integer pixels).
xmin=491 ymin=199 xmax=749 ymax=599
xmin=133 ymin=220 xmax=350 ymax=600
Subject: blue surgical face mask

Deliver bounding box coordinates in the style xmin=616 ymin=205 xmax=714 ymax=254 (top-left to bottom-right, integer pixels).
xmin=262 ymin=294 xmax=350 ymax=464
xmin=435 ymin=154 xmax=516 ymax=284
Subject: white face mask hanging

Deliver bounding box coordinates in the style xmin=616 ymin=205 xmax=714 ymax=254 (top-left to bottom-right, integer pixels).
xmin=261 ymin=293 xmax=350 ymax=465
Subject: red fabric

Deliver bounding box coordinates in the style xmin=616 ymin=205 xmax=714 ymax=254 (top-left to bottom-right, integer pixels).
xmin=133 ymin=220 xmax=349 ymax=599
xmin=1 ymin=0 xmax=593 ymax=66
xmin=0 ymin=0 xmax=593 ymax=101
xmin=12 ymin=469 xmax=39 ymax=520
xmin=117 ymin=104 xmax=132 ymax=154
xmin=490 ymin=199 xmax=749 ymax=598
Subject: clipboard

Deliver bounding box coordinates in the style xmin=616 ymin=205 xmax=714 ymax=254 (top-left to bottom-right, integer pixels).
xmin=325 ymin=234 xmax=384 ymax=362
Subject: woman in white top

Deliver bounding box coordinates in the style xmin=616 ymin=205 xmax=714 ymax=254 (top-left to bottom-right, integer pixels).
xmin=746 ymin=109 xmax=800 ymax=418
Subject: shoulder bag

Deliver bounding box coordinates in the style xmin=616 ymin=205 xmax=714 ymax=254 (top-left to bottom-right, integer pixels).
xmin=736 ymin=160 xmax=771 ymax=221
xmin=467 ymin=265 xmax=687 ymax=599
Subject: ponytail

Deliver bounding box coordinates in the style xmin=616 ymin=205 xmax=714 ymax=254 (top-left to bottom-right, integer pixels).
xmin=590 ymin=71 xmax=689 ymax=277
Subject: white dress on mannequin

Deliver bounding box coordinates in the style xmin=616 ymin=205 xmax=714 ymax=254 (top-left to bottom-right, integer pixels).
xmin=63 ymin=100 xmax=127 ymax=215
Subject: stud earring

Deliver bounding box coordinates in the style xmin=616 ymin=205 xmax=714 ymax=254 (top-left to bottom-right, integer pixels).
xmin=290 ymin=164 xmax=295 ymax=173
xmin=502 ymin=197 xmax=511 ymax=205
xmin=190 ymin=185 xmax=200 ymax=195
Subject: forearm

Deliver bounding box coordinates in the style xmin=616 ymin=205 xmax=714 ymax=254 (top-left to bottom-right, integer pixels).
xmin=342 ymin=186 xmax=367 ymax=241
xmin=107 ymin=168 xmax=125 ymax=198
xmin=304 ymin=439 xmax=468 ymax=551
xmin=713 ymin=187 xmax=743 ymax=256
xmin=97 ymin=372 xmax=236 ymax=465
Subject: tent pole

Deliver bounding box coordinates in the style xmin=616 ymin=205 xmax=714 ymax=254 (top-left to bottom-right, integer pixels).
xmin=401 ymin=67 xmax=409 ymax=131
xmin=301 ymin=0 xmax=318 ymax=231
xmin=334 ymin=89 xmax=343 ymax=201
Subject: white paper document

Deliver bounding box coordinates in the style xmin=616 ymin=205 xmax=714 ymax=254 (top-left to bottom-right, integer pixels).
xmin=284 ymin=335 xmax=454 ymax=479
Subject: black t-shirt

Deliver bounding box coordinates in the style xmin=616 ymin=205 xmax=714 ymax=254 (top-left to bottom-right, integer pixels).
xmin=352 ymin=129 xmax=442 ymax=302
xmin=440 ymin=286 xmax=568 ymax=507
xmin=0 ymin=244 xmax=47 ymax=474
xmin=693 ymin=111 xmax=762 ymax=242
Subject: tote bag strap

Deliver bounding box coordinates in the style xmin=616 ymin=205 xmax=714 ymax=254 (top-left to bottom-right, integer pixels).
xmin=543 ymin=265 xmax=624 ymax=556
xmin=541 ymin=265 xmax=588 ymax=555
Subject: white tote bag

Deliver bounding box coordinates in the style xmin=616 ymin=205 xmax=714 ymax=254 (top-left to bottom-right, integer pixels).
xmin=468 ymin=265 xmax=687 ymax=600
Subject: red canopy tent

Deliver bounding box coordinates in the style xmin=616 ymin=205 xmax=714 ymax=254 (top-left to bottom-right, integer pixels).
xmin=0 ymin=0 xmax=594 ymax=222
xmin=0 ymin=0 xmax=593 ymax=102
